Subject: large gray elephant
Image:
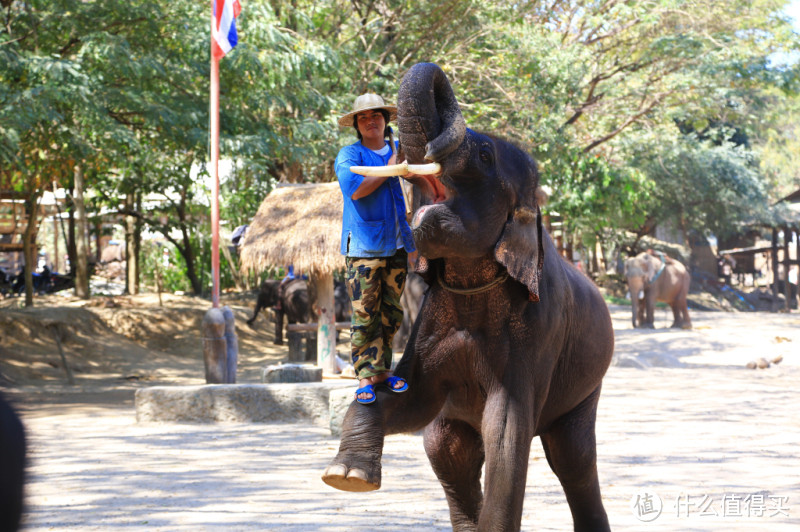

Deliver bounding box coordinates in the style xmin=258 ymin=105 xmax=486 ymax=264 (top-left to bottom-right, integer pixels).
xmin=624 ymin=251 xmax=692 ymax=329
xmin=322 ymin=63 xmax=614 ymax=531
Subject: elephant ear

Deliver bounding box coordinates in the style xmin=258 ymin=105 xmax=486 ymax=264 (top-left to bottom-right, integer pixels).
xmin=494 ymin=206 xmax=544 ymax=302
xmin=643 ymin=255 xmax=658 ymax=283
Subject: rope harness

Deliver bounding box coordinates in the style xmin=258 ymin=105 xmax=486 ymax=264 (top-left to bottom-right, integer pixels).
xmin=437 ymin=269 xmax=509 ymax=296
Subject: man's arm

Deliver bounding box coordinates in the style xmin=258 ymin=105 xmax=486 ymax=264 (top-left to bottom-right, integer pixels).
xmin=350 ymin=152 xmax=402 ymax=200
xmin=351 ymin=175 xmax=390 ymax=200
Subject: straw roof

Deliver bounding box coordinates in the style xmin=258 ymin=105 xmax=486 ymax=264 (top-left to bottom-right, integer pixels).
xmin=239 ymin=183 xmax=345 ymax=276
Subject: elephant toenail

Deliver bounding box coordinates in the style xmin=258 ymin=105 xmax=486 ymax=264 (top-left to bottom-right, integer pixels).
xmin=324 ymin=464 xmax=347 ymax=479
xmin=346 ymin=468 xmax=368 ymax=482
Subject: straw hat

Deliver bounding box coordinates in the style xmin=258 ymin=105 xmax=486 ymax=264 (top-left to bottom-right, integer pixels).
xmin=337 ymin=93 xmax=397 ymax=127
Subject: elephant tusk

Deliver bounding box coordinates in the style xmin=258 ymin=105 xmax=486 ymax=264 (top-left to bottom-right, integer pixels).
xmin=350 ymin=163 xmax=409 ymax=177
xmin=406 ymin=162 xmax=441 ymax=175
xmin=350 ymin=162 xmax=442 ymax=177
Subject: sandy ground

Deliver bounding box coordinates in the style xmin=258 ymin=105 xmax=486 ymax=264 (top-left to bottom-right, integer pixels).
xmin=2 ymin=294 xmax=799 ymax=531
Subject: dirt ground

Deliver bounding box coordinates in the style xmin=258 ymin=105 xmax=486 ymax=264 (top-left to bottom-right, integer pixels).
xmin=1 ymin=290 xmax=799 ymax=531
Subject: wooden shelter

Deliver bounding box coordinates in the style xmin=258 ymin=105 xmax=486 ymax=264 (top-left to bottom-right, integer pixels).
xmin=720 ymin=186 xmax=800 ymax=311
xmin=239 ymin=182 xmax=345 ymax=373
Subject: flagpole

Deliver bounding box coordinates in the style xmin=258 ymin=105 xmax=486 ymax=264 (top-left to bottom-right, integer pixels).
xmin=210 ymin=2 xmax=221 ymax=308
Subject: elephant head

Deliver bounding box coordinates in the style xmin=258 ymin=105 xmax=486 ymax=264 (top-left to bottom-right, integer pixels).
xmin=393 ymin=62 xmax=544 ymax=300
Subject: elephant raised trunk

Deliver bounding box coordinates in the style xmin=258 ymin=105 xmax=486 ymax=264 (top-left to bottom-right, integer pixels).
xmin=397 ymin=62 xmax=466 ymax=165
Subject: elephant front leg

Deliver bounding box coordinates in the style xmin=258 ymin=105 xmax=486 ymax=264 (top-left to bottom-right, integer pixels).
xmin=478 ymin=393 xmax=533 ymax=531
xmin=322 ymin=381 xmax=446 ymax=492
xmin=424 ymin=416 xmax=484 ymax=531
xmin=322 ymin=400 xmax=385 ymax=492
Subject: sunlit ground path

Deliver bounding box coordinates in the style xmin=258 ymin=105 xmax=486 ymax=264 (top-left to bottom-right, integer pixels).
xmin=14 ymin=307 xmax=800 ymax=531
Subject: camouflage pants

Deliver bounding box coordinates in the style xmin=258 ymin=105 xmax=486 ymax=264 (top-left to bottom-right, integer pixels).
xmin=345 ymin=249 xmax=408 ymax=380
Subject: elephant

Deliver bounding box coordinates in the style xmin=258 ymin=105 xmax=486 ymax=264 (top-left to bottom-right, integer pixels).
xmin=322 ymin=63 xmax=614 ymax=531
xmin=624 ymin=251 xmax=692 ymax=329
xmin=246 ymin=278 xmax=311 ymax=345
xmin=391 ymin=271 xmax=428 ymax=353
xmin=0 ymin=392 xmax=25 ymax=532
xmin=247 ymin=278 xmax=352 ymax=346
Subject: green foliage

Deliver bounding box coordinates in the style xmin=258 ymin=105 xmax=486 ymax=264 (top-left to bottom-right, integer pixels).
xmin=626 ymin=125 xmax=775 ymax=239
xmin=140 ymin=240 xmax=192 ymax=294
xmin=3 ymin=0 xmax=800 ymax=294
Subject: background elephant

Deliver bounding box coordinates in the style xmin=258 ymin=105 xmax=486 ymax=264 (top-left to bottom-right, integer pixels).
xmin=323 ymin=63 xmax=614 ymax=531
xmin=624 ymin=251 xmax=692 ymax=329
xmin=247 ymin=278 xmax=351 ymax=346
xmin=246 ymin=278 xmax=311 ymax=345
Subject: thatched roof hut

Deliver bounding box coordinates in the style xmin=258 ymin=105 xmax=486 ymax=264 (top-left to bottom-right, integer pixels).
xmin=239 ymin=183 xmax=344 ymax=275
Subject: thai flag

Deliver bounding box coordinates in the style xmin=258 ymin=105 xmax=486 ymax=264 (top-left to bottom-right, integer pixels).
xmin=212 ymin=0 xmax=241 ymax=59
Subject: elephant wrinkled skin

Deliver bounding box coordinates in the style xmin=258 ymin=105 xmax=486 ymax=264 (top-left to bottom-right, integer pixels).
xmin=624 ymin=251 xmax=692 ymax=329
xmin=322 ymin=63 xmax=614 ymax=532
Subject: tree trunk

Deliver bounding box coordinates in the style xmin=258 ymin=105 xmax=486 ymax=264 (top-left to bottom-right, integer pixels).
xmin=94 ymin=220 xmax=102 ymax=264
xmin=125 ymin=192 xmax=140 ymax=295
xmin=176 ymin=221 xmax=202 ymax=295
xmin=73 ymin=165 xmax=90 ymax=299
xmin=22 ymin=196 xmax=39 ymax=307
xmin=66 ymin=191 xmax=77 ymax=275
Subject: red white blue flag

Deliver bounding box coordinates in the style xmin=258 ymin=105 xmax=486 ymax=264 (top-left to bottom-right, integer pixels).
xmin=212 ymin=0 xmax=241 ymax=59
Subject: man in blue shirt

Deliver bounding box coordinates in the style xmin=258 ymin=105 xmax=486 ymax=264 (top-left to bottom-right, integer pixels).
xmin=335 ymin=93 xmax=415 ymax=404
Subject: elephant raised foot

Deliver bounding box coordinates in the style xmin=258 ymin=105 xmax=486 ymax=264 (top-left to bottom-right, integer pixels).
xmin=321 ymin=462 xmax=380 ymax=492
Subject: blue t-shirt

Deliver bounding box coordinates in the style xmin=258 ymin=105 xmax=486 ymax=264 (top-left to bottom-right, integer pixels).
xmin=335 ymin=140 xmax=416 ymax=257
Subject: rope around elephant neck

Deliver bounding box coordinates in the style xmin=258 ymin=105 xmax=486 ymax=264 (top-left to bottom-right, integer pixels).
xmin=437 ymin=269 xmax=509 ymax=296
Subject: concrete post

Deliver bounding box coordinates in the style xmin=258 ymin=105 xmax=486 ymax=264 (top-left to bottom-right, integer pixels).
xmin=203 ymin=307 xmax=227 ymax=383
xmin=222 ymin=306 xmax=238 ymax=383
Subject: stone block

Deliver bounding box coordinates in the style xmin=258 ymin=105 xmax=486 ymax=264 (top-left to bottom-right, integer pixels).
xmin=135 ymin=382 xmax=350 ymax=425
xmin=262 ymin=364 xmax=322 ymax=383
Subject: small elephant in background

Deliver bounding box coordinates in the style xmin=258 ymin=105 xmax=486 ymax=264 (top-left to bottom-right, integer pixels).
xmin=624 ymin=250 xmax=692 ymax=329
xmin=247 ymin=278 xmax=352 ymax=345
xmin=246 ymin=278 xmax=311 ymax=345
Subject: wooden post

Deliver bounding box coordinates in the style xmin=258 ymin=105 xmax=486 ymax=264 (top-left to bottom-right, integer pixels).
xmin=286 ymin=331 xmax=305 ymax=362
xmin=783 ymin=227 xmax=790 ymax=311
xmin=313 ymin=271 xmax=337 ymax=374
xmin=795 ymin=229 xmax=800 ymax=310
xmin=771 ymin=228 xmax=779 ymax=312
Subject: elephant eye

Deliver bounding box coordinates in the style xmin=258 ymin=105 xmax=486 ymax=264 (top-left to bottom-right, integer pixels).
xmin=479 ymin=148 xmax=493 ymax=165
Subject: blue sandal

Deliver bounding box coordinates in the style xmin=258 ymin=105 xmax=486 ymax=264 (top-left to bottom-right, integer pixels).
xmin=383 ymin=376 xmax=408 ymax=393
xmin=355 ymin=384 xmax=376 ymax=404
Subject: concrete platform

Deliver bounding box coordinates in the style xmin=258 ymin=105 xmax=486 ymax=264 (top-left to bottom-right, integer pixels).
xmin=135 ymin=382 xmax=353 ymax=427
